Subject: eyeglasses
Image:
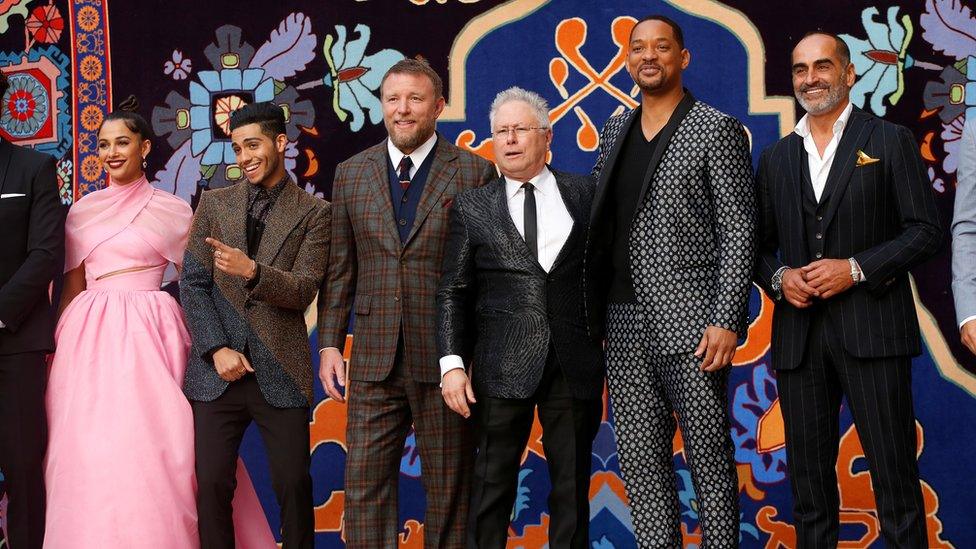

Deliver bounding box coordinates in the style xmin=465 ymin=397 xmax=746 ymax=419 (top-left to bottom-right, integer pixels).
xmin=491 ymin=126 xmax=548 ymax=139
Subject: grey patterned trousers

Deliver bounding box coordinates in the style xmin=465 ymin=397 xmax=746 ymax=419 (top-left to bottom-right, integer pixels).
xmin=606 ymin=303 xmax=740 ymax=548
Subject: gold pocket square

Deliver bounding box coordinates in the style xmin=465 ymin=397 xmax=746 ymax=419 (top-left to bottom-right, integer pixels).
xmin=856 ymin=150 xmax=880 ymax=167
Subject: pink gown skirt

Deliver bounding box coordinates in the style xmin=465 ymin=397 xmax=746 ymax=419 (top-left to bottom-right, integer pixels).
xmin=44 ymin=270 xmax=276 ymax=548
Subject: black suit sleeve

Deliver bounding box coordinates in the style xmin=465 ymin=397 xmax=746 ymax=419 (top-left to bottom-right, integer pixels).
xmin=0 ymin=155 xmax=64 ymax=331
xmin=435 ymin=195 xmax=476 ymax=361
xmin=754 ymin=146 xmax=785 ymax=297
xmin=853 ymin=124 xmax=943 ymax=293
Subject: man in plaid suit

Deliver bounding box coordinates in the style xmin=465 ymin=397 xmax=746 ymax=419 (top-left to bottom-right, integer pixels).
xmin=317 ymin=59 xmax=495 ymax=548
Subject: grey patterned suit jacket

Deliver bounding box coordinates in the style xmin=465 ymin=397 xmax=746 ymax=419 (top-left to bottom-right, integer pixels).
xmin=181 ymin=179 xmax=331 ymax=407
xmin=952 ymin=117 xmax=976 ymax=327
xmin=584 ymin=93 xmax=757 ymax=353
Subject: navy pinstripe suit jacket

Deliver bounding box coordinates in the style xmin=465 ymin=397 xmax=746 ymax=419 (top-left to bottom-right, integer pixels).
xmin=755 ymin=107 xmax=943 ymax=369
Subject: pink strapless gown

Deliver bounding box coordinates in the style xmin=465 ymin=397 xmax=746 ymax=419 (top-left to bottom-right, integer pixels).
xmin=44 ymin=226 xmax=276 ymax=548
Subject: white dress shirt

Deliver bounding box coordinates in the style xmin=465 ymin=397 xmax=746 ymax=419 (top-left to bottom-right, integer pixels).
xmin=794 ymin=100 xmax=853 ymax=202
xmin=439 ymin=166 xmax=574 ymax=378
xmin=387 ymin=132 xmax=437 ymax=179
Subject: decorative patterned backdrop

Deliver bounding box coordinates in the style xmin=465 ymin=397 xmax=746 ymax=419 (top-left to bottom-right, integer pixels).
xmin=1 ymin=1 xmax=974 ymax=547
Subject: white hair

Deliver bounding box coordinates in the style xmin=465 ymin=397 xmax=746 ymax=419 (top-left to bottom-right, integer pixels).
xmin=488 ymin=87 xmax=550 ymax=130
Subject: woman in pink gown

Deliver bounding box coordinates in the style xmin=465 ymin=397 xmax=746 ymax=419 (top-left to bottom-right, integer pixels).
xmin=43 ymin=106 xmax=277 ymax=548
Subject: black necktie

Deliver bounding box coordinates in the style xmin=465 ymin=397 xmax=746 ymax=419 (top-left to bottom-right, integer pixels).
xmin=522 ymin=182 xmax=537 ymax=260
xmin=398 ymin=156 xmax=413 ymax=191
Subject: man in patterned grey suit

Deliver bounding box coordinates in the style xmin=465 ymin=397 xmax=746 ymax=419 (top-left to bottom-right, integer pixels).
xmin=953 ymin=117 xmax=976 ymax=356
xmin=583 ymin=15 xmax=756 ymax=547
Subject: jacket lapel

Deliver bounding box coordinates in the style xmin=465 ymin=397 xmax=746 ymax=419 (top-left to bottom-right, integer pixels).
xmin=787 ymin=133 xmax=806 ymax=221
xmin=223 ymin=182 xmax=250 ymax=253
xmin=494 ymin=177 xmax=546 ymax=274
xmin=550 ymin=171 xmax=583 ymax=272
xmin=590 ymin=109 xmax=637 ymax=224
xmin=819 ymin=109 xmax=876 ymax=231
xmin=404 ymin=135 xmax=457 ymax=248
xmin=633 ymin=91 xmax=697 ymax=214
xmin=255 ymin=180 xmax=311 ymax=264
xmin=364 ymin=143 xmax=402 ymax=245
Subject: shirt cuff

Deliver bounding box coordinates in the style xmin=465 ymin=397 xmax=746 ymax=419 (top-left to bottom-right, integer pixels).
xmin=439 ymin=355 xmax=465 ymax=378
xmin=0 ymin=319 xmax=5 ymax=329
xmin=961 ymin=316 xmax=976 ymax=330
xmin=851 ymin=258 xmax=866 ymax=282
xmin=771 ymin=266 xmax=789 ymax=300
xmin=244 ymin=262 xmax=261 ymax=289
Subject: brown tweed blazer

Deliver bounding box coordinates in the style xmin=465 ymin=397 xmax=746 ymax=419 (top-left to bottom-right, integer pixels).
xmin=318 ymin=134 xmax=495 ymax=383
xmin=182 ymin=179 xmax=331 ymax=406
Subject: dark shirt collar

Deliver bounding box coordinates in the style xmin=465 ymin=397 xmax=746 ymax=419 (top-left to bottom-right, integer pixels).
xmin=248 ymin=174 xmax=289 ymax=200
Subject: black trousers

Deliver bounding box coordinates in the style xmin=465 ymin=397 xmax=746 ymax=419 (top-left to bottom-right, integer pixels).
xmin=777 ymin=312 xmax=927 ymax=549
xmin=468 ymin=354 xmax=602 ymax=549
xmin=0 ymin=351 xmax=47 ymax=549
xmin=191 ymin=375 xmax=313 ymax=549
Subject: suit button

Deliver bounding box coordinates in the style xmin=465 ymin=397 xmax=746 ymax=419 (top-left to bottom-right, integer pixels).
xmin=815 ymin=252 xmax=823 ymax=258
xmin=401 ymin=196 xmax=409 ymax=203
xmin=399 ymin=219 xmax=407 ymax=226
xmin=815 ymin=233 xmax=822 ymax=240
xmin=816 ymin=215 xmax=823 ymax=221
xmin=394 ymin=295 xmax=400 ymax=302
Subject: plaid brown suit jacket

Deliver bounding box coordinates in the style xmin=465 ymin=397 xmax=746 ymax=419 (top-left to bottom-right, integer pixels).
xmin=182 ymin=179 xmax=331 ymax=406
xmin=319 ymin=134 xmax=495 ymax=383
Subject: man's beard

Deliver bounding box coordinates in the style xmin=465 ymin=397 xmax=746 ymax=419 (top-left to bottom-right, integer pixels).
xmin=633 ymin=64 xmax=666 ymax=94
xmin=796 ymin=81 xmax=849 ymax=115
xmin=388 ymin=118 xmax=436 ymax=152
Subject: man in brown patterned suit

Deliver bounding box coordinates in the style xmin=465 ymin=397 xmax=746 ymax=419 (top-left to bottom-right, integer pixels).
xmin=182 ymin=102 xmax=330 ymax=548
xmin=318 ymin=59 xmax=495 ymax=548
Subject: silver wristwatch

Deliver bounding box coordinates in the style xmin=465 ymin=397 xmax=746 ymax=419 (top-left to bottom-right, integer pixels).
xmin=848 ymin=257 xmax=862 ymax=284
xmin=771 ymin=266 xmax=789 ymax=300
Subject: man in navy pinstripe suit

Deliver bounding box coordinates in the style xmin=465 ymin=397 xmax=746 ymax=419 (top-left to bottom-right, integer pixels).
xmin=754 ymin=32 xmax=941 ymax=548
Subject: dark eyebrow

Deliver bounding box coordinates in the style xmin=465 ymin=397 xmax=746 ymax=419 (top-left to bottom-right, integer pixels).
xmin=792 ymin=58 xmax=834 ymax=71
xmin=242 ymin=137 xmax=263 ymax=145
xmin=631 ymin=37 xmax=671 ymax=45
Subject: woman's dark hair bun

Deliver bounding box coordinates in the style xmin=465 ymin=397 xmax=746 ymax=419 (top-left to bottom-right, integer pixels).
xmin=117 ymin=94 xmax=140 ymax=112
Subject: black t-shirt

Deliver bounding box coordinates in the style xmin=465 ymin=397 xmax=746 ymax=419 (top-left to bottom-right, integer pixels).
xmin=608 ymin=115 xmax=661 ymax=303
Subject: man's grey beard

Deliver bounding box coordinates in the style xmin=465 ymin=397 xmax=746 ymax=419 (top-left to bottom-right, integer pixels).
xmin=796 ymin=81 xmax=849 ymax=115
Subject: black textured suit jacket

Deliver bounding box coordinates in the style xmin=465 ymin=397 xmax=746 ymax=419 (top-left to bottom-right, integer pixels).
xmin=0 ymin=139 xmax=64 ymax=355
xmin=436 ymin=170 xmax=605 ymax=400
xmin=754 ymin=107 xmax=943 ymax=369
